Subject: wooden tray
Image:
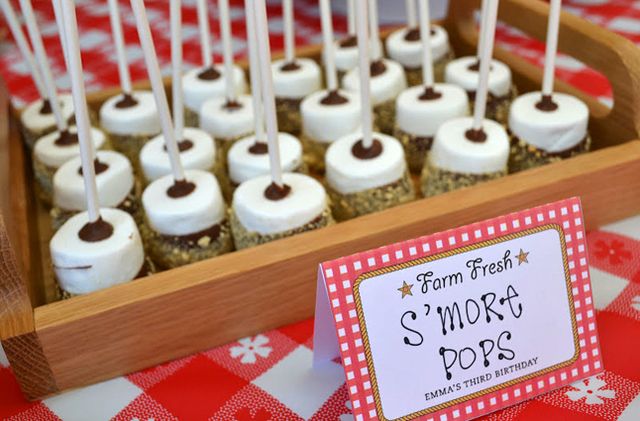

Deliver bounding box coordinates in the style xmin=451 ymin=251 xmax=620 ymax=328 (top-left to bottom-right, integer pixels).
xmin=2 ymin=0 xmax=640 ymax=400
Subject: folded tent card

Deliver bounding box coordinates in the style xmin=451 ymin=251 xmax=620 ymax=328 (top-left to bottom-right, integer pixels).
xmin=313 ymin=197 xmax=602 ymax=421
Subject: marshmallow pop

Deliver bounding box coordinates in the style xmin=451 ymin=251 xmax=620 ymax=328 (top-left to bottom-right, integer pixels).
xmin=230 ymin=0 xmax=333 ymax=250
xmin=421 ymin=0 xmax=509 ymax=197
xmin=342 ymin=0 xmax=407 ymax=136
xmin=300 ymin=0 xmax=362 ymax=173
xmin=133 ymin=0 xmax=233 ymax=269
xmin=222 ymin=0 xmax=307 ymax=201
xmin=139 ymin=0 xmax=219 ymax=186
xmin=444 ymin=0 xmax=517 ymax=124
xmin=325 ymin=0 xmax=414 ymax=221
xmin=394 ymin=0 xmax=469 ymax=174
xmin=199 ymin=0 xmax=254 ymax=162
xmin=22 ymin=0 xmax=109 ymax=207
xmin=182 ymin=0 xmax=247 ymax=126
xmin=270 ymin=0 xmax=322 ymax=136
xmin=508 ymin=0 xmax=590 ymax=172
xmin=385 ymin=0 xmax=454 ymax=86
xmin=51 ymin=0 xmax=148 ymax=298
xmin=98 ymin=0 xmax=161 ymax=167
xmin=0 ymin=0 xmax=73 ymax=149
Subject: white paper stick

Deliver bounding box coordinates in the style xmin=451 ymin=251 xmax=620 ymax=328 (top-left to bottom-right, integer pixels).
xmin=472 ymin=0 xmax=499 ymax=130
xmin=347 ymin=0 xmax=355 ymax=35
xmin=542 ymin=0 xmax=562 ymax=96
xmin=254 ymin=0 xmax=283 ymax=187
xmin=368 ymin=0 xmax=382 ymax=61
xmin=51 ymin=0 xmax=69 ymax=73
xmin=356 ymin=0 xmax=374 ymax=148
xmin=320 ymin=0 xmax=338 ymax=92
xmin=107 ymin=0 xmax=132 ymax=94
xmin=245 ymin=0 xmax=265 ymax=142
xmin=170 ymin=0 xmax=183 ymax=141
xmin=0 ymin=0 xmax=45 ymax=98
xmin=59 ymin=0 xmax=100 ymax=222
xmin=20 ymin=0 xmax=67 ymax=131
xmin=419 ymin=0 xmax=434 ymax=88
xmin=476 ymin=0 xmax=489 ymax=60
xmin=219 ymin=0 xmax=236 ymax=103
xmin=406 ymin=0 xmax=417 ymax=28
xmin=283 ymin=0 xmax=295 ymax=63
xmin=131 ymin=0 xmax=185 ymax=182
xmin=196 ymin=0 xmax=212 ymax=68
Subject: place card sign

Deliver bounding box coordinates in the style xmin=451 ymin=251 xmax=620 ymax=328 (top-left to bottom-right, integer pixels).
xmin=313 ymin=198 xmax=602 ymax=421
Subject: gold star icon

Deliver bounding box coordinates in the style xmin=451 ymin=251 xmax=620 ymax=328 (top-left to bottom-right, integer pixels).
xmin=517 ymin=249 xmax=530 ymax=265
xmin=398 ymin=281 xmax=414 ymax=299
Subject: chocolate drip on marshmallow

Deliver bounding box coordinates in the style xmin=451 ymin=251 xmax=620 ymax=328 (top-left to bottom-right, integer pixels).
xmin=198 ymin=66 xmax=221 ymax=80
xmin=115 ymin=93 xmax=139 ymax=108
xmin=167 ymin=179 xmax=196 ymax=198
xmin=78 ymin=217 xmax=113 ymax=242
xmin=77 ymin=158 xmax=109 ymax=175
xmin=55 ymin=129 xmax=79 ymax=146
xmin=320 ymin=90 xmax=349 ymax=105
xmin=249 ymin=141 xmax=269 ymax=154
xmin=352 ymin=138 xmax=383 ymax=159
xmin=40 ymin=99 xmax=53 ymax=114
xmin=535 ymin=94 xmax=559 ymax=112
xmin=264 ymin=182 xmax=291 ymax=200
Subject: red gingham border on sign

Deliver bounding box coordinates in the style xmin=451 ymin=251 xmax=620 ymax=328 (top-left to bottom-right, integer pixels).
xmin=320 ymin=197 xmax=603 ymax=421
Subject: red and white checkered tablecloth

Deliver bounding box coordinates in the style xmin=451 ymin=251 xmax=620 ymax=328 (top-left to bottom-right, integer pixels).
xmin=1 ymin=1 xmax=640 ymax=420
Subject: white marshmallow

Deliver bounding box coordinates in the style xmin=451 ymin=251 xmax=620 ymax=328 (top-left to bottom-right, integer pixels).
xmin=429 ymin=117 xmax=510 ymax=174
xmin=199 ymin=94 xmax=254 ymax=140
xmin=142 ymin=169 xmax=225 ymax=237
xmin=20 ymin=93 xmax=74 ymax=134
xmin=50 ymin=208 xmax=145 ymax=295
xmin=509 ymin=91 xmax=589 ymax=152
xmin=182 ymin=64 xmax=248 ymax=112
xmin=139 ymin=127 xmax=216 ymax=183
xmin=34 ymin=126 xmax=107 ymax=169
xmin=301 ymin=90 xmax=362 ymax=143
xmin=343 ymin=59 xmax=407 ymax=105
xmin=53 ymin=150 xmax=134 ymax=211
xmin=445 ymin=56 xmax=512 ymax=97
xmin=271 ymin=58 xmax=322 ymax=99
xmin=333 ymin=37 xmax=380 ymax=74
xmin=227 ymin=133 xmax=303 ymax=184
xmin=396 ymin=84 xmax=469 ymax=137
xmin=233 ymin=173 xmax=327 ymax=235
xmin=334 ymin=41 xmax=358 ymax=74
xmin=325 ymin=132 xmax=406 ymax=194
xmin=99 ymin=90 xmax=161 ymax=136
xmin=385 ymin=25 xmax=450 ymax=68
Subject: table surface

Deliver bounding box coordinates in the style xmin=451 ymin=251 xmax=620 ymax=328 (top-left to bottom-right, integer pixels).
xmin=1 ymin=0 xmax=640 ymax=420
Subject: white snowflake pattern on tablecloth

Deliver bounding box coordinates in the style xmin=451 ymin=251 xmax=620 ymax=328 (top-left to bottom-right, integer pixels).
xmin=229 ymin=335 xmax=273 ymax=364
xmin=566 ymin=376 xmax=616 ymax=405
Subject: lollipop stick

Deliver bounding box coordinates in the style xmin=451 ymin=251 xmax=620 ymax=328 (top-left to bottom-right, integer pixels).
xmin=419 ymin=0 xmax=434 ymax=88
xmin=107 ymin=0 xmax=132 ymax=94
xmin=170 ymin=0 xmax=183 ymax=140
xmin=245 ymin=0 xmax=265 ymax=142
xmin=196 ymin=0 xmax=212 ymax=68
xmin=476 ymin=0 xmax=489 ymax=60
xmin=219 ymin=0 xmax=236 ymax=104
xmin=254 ymin=0 xmax=283 ymax=187
xmin=0 ymin=0 xmax=45 ymax=98
xmin=347 ymin=0 xmax=355 ymax=35
xmin=51 ymin=0 xmax=69 ymax=74
xmin=20 ymin=0 xmax=67 ymax=131
xmin=472 ymin=0 xmax=499 ymax=131
xmin=356 ymin=0 xmax=374 ymax=148
xmin=58 ymin=0 xmax=100 ymax=223
xmin=320 ymin=0 xmax=338 ymax=92
xmin=542 ymin=0 xmax=562 ymax=97
xmin=283 ymin=0 xmax=295 ymax=64
xmin=131 ymin=0 xmax=185 ymax=182
xmin=368 ymin=0 xmax=382 ymax=61
xmin=406 ymin=0 xmax=417 ymax=28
